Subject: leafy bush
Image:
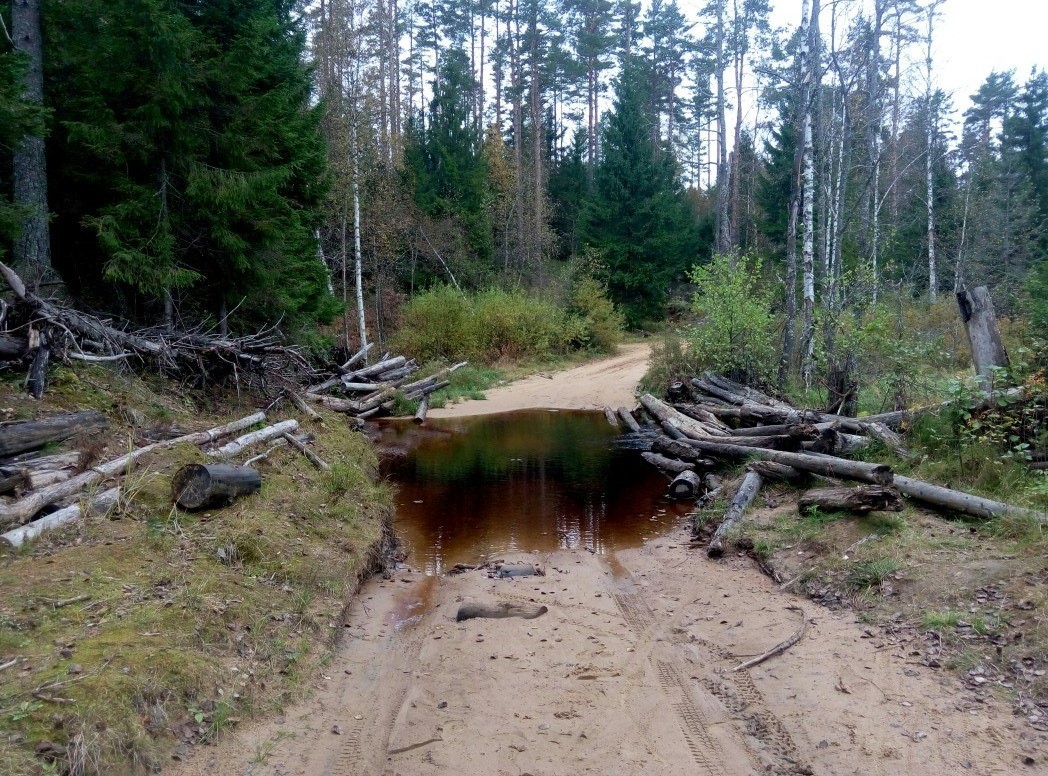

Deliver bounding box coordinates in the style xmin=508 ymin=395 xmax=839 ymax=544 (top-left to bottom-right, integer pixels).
xmin=392 ymin=284 xmax=623 ymax=364
xmin=686 ymin=253 xmax=776 ymax=384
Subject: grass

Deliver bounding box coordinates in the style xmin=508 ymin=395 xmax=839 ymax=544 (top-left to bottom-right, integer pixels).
xmin=0 ymin=368 xmax=393 ymax=775
xmin=845 ymin=558 xmax=902 ymax=590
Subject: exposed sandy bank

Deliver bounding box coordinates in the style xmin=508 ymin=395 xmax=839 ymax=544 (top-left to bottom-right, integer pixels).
xmin=429 ymin=341 xmax=652 ymax=418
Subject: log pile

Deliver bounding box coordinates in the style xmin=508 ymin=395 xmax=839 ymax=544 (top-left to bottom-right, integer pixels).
xmin=622 ymin=372 xmax=1045 ymax=558
xmin=0 ymin=258 xmax=465 ymax=419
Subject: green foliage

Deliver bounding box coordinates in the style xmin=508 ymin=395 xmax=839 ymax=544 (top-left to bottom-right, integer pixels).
xmin=582 ymin=58 xmax=702 ymax=326
xmin=685 ymin=253 xmax=776 ymax=383
xmin=392 ymin=284 xmax=622 ymax=364
xmin=44 ymin=0 xmax=335 ymax=330
xmin=845 ymin=558 xmax=902 ymax=591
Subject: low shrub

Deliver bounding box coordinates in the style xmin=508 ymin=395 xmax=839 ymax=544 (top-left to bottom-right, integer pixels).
xmin=391 ymin=282 xmax=623 ymax=364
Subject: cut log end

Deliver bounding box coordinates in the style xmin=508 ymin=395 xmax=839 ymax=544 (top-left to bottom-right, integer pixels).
xmin=668 ymin=469 xmax=703 ymax=500
xmin=172 ymin=464 xmax=261 ymax=510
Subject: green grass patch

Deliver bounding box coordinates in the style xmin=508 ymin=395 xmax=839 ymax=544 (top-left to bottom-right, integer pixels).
xmin=844 ymin=558 xmax=902 ymax=591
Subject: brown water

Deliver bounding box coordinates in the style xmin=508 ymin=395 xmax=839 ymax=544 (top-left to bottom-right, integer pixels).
xmin=373 ymin=410 xmax=690 ymax=575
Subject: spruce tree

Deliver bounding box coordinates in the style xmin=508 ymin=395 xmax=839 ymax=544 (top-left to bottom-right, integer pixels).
xmin=583 ymin=58 xmax=700 ymax=325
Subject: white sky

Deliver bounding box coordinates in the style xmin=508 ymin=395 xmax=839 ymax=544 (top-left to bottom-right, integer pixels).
xmin=765 ymin=0 xmax=1048 ymax=116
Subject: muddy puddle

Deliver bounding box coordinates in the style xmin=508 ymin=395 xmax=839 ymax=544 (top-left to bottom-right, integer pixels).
xmin=372 ymin=410 xmax=690 ymax=575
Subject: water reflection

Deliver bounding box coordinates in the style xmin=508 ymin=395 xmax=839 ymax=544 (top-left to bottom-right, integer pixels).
xmin=373 ymin=410 xmax=689 ymax=575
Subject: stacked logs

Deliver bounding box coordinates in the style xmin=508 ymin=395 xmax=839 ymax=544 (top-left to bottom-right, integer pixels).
xmin=0 ymin=410 xmax=326 ymax=547
xmin=297 ymin=345 xmax=466 ymax=422
xmin=611 ymin=373 xmax=1044 ymax=559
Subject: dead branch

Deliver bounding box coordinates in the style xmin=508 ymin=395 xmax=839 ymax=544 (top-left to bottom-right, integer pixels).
xmin=732 ymin=606 xmax=807 ymax=671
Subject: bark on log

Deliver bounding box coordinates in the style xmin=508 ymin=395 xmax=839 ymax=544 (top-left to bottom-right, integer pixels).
xmin=672 ymin=403 xmax=733 ymax=433
xmin=340 ymin=342 xmax=373 ymax=371
xmin=0 ymin=411 xmax=266 ymax=527
xmin=893 ymin=475 xmax=1045 ymax=522
xmin=413 ymin=395 xmax=430 ymax=425
xmin=0 ymin=470 xmax=29 ymax=496
xmin=404 ymin=380 xmax=449 ymax=402
xmin=682 ymin=439 xmax=894 ymax=485
xmin=282 ymin=432 xmax=330 ymax=471
xmin=957 ymin=285 xmax=1009 ymax=383
xmin=287 ymin=390 xmax=322 ymax=423
xmin=804 ymin=428 xmax=871 ymax=456
xmin=798 ymin=486 xmax=904 ymax=515
xmin=651 ymin=436 xmax=714 ymax=466
xmin=25 ymin=343 xmax=49 ymax=399
xmin=172 ymin=464 xmax=262 ymax=509
xmin=668 ymin=469 xmax=704 ymax=500
xmin=1 ymin=486 xmax=121 ymax=548
xmin=641 ymin=452 xmax=695 ymax=474
xmin=860 ymin=421 xmax=910 ymax=457
xmin=731 ymin=423 xmax=818 ymax=439
xmin=0 ymin=335 xmax=28 ymax=359
xmin=0 ymin=411 xmax=107 ymax=458
xmin=208 ymin=419 xmax=299 ymax=459
xmin=747 ymin=460 xmax=811 ymax=486
xmin=708 ymin=471 xmax=762 ymax=557
xmin=604 ymin=407 xmax=619 ymax=427
xmin=617 ymin=407 xmax=642 ymax=433
xmin=640 ymin=394 xmax=728 ymax=439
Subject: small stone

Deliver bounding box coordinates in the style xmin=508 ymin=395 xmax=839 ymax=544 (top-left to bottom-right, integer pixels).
xmin=67 ymin=664 xmax=82 ymax=675
xmin=437 ymin=701 xmax=447 ymax=709
xmin=331 ymin=724 xmax=343 ymax=735
xmin=354 ymin=714 xmax=363 ymax=720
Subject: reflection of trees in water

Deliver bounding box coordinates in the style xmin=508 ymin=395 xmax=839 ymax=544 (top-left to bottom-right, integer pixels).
xmin=386 ymin=410 xmax=689 ymax=573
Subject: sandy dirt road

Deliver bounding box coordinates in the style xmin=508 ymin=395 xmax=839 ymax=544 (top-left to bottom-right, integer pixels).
xmin=169 ymin=535 xmax=1035 ymax=776
xmin=167 ymin=345 xmax=1040 ymax=776
xmin=428 ymin=341 xmax=652 ymax=418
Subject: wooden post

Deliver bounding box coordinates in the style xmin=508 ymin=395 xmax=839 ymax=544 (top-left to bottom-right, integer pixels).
xmin=957 ymin=286 xmax=1009 ymax=384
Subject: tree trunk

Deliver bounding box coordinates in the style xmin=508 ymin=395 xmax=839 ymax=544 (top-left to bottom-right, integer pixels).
xmin=668 ymin=469 xmax=703 ymax=500
xmin=413 ymin=394 xmax=430 ymax=425
xmin=617 ymin=407 xmax=641 ymax=433
xmin=0 ymin=410 xmax=107 ymax=458
xmin=641 ymin=452 xmax=695 ymax=475
xmin=800 ymin=0 xmax=820 ymax=388
xmin=746 ymin=460 xmax=810 ymax=485
xmin=956 ymin=286 xmax=1009 ymax=384
xmin=25 ymin=340 xmax=49 ymax=399
xmin=924 ymin=4 xmax=938 ymax=301
xmin=0 ymin=335 xmax=28 ymax=359
xmin=714 ymin=0 xmax=731 ymax=253
xmin=1 ymin=486 xmax=121 ymax=548
xmin=798 ymin=485 xmax=903 ymax=515
xmin=684 ymin=439 xmax=895 ymax=485
xmin=11 ymin=0 xmax=51 ymax=277
xmin=708 ymin=470 xmax=762 ymax=557
xmin=207 ymin=420 xmax=300 ymax=460
xmin=172 ymin=464 xmax=262 ymax=510
xmin=894 ymin=475 xmax=1043 ymax=522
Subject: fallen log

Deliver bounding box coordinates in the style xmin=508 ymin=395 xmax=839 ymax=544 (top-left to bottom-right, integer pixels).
xmin=404 ymin=379 xmax=449 ymax=402
xmin=172 ymin=464 xmax=262 ymax=509
xmin=0 ymin=411 xmax=108 ymax=458
xmin=640 ymin=394 xmax=725 ymax=439
xmin=339 ymin=342 xmax=373 ymax=371
xmin=0 ymin=335 xmax=28 ymax=359
xmin=617 ymin=407 xmax=642 ymax=433
xmin=413 ymin=394 xmax=430 ymax=425
xmin=604 ymin=407 xmax=619 ymax=427
xmin=208 ymin=419 xmax=299 ymax=459
xmin=651 ymin=436 xmax=714 ymax=466
xmin=708 ymin=470 xmax=762 ymax=557
xmin=893 ymin=475 xmax=1045 ymax=522
xmin=286 ymin=390 xmax=322 ymax=423
xmin=668 ymin=469 xmax=703 ymax=500
xmin=747 ymin=460 xmax=811 ymax=486
xmin=1 ymin=486 xmax=121 ymax=548
xmin=803 ymin=428 xmax=871 ymax=456
xmin=798 ymin=486 xmax=904 ymax=515
xmin=859 ymin=421 xmax=910 ymax=458
xmin=0 ymin=470 xmax=29 ymax=496
xmin=282 ymin=432 xmax=330 ymax=471
xmin=672 ymin=403 xmax=733 ymax=433
xmin=682 ymin=440 xmax=894 ymax=485
xmin=730 ymin=422 xmax=818 ymax=439
xmin=0 ymin=411 xmax=266 ymax=527
xmin=641 ymin=452 xmax=695 ymax=474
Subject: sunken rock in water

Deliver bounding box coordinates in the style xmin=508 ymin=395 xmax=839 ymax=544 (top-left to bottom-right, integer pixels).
xmin=496 ymin=563 xmax=541 ymax=578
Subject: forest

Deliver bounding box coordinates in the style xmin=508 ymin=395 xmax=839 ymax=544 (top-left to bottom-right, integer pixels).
xmin=0 ymin=0 xmax=1044 ymax=388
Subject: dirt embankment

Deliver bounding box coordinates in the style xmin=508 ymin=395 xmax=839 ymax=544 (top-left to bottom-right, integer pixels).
xmin=429 ymin=341 xmax=652 ymax=418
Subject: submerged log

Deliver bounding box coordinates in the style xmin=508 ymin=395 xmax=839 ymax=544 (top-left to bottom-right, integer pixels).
xmin=1 ymin=486 xmax=121 ymax=548
xmin=641 ymin=452 xmax=694 ymax=474
xmin=708 ymin=471 xmax=763 ymax=557
xmin=682 ymin=439 xmax=894 ymax=485
xmin=0 ymin=411 xmax=108 ymax=458
xmin=893 ymin=475 xmax=1045 ymax=522
xmin=668 ymin=469 xmax=703 ymax=500
xmin=172 ymin=464 xmax=262 ymax=509
xmin=604 ymin=407 xmax=619 ymax=427
xmin=798 ymin=486 xmax=904 ymax=515
xmin=617 ymin=407 xmax=642 ymax=433
xmin=413 ymin=394 xmax=430 ymax=425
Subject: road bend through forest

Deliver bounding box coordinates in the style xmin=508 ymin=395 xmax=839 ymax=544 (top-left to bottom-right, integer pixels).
xmin=169 ymin=346 xmax=1027 ymax=776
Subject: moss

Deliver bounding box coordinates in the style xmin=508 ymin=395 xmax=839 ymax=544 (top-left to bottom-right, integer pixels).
xmin=0 ymin=371 xmax=392 ymax=775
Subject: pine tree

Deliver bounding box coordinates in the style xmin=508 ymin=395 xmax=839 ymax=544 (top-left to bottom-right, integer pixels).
xmin=583 ymin=58 xmax=700 ymax=325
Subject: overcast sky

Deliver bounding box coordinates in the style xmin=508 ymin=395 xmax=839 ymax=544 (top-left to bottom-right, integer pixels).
xmin=766 ymin=0 xmax=1048 ymax=117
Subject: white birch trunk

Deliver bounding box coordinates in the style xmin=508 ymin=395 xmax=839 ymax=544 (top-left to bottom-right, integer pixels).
xmin=924 ymin=4 xmax=939 ymax=302
xmin=800 ymin=0 xmax=819 ymax=389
